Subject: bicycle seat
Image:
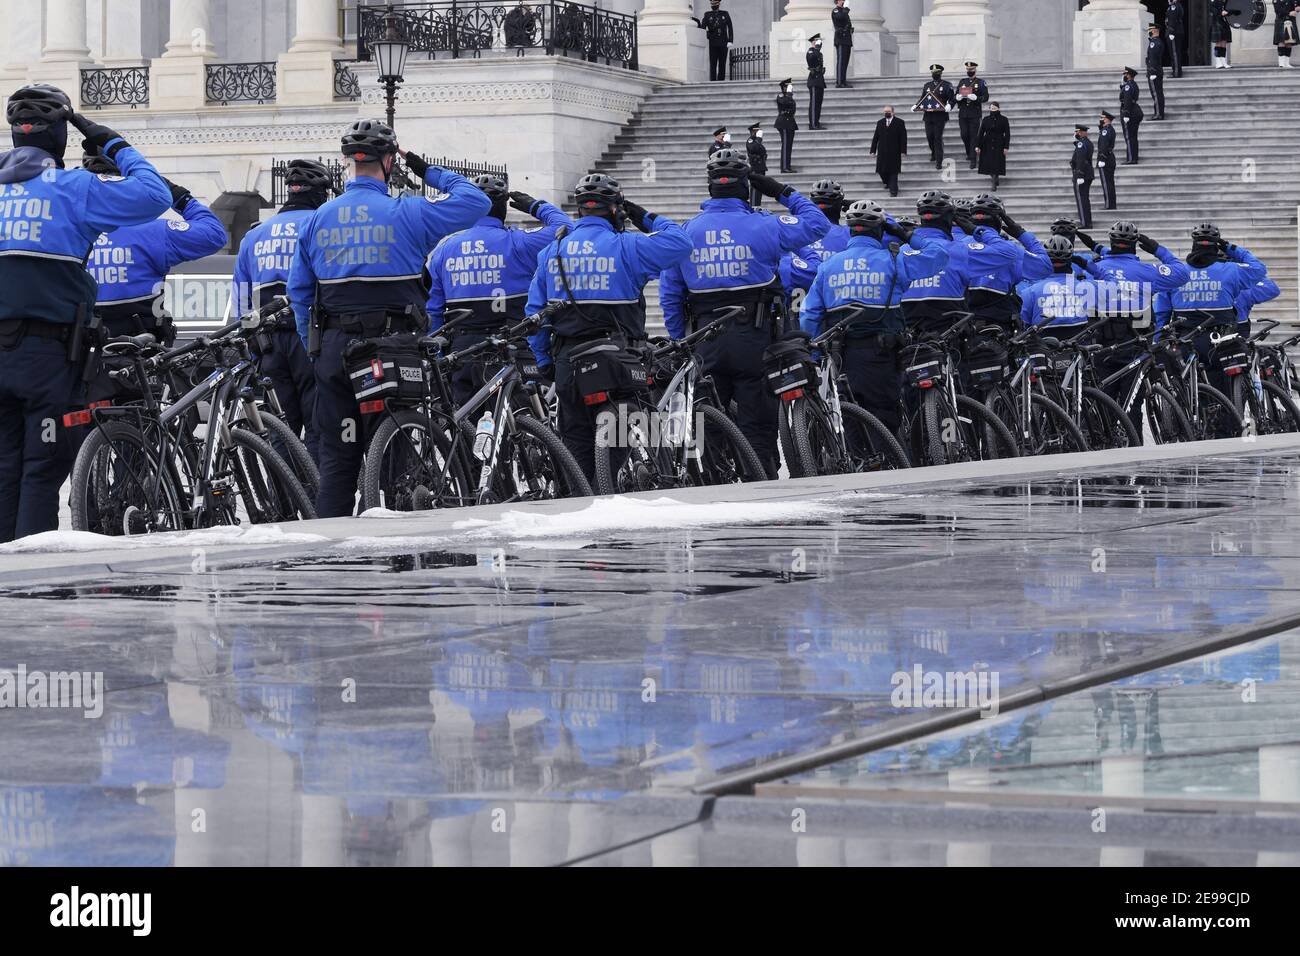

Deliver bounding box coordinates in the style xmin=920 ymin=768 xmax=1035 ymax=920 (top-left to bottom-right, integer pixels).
xmin=102 ymin=333 xmax=158 ymax=354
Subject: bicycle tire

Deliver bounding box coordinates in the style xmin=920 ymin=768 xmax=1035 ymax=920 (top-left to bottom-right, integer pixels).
xmin=1027 ymin=392 xmax=1089 ymax=455
xmin=692 ymin=402 xmax=769 ymax=484
xmin=361 ymin=408 xmax=471 ymax=512
xmin=505 ymin=412 xmax=592 ymax=499
xmin=777 ymin=403 xmax=804 ymax=478
xmin=593 ymin=399 xmax=678 ymax=496
xmin=1262 ymin=380 xmax=1300 ymax=433
xmin=226 ymin=428 xmax=317 ymax=522
xmin=981 ymin=386 xmax=1025 ymax=454
xmin=70 ymin=420 xmax=187 ymax=534
xmin=789 ymin=397 xmax=838 ymax=477
xmin=1229 ymin=374 xmax=1249 ymax=419
xmin=1081 ymin=386 xmax=1142 ymax=448
xmin=237 ymin=413 xmax=319 ymax=502
xmin=841 ymin=402 xmax=910 ymax=469
xmin=1147 ymin=383 xmax=1195 ymax=443
xmin=955 ymin=394 xmax=1020 ymax=459
xmin=1195 ymin=382 xmax=1245 ymax=440
xmin=920 ymin=388 xmax=950 ymax=465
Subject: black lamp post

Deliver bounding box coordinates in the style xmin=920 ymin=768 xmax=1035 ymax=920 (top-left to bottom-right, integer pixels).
xmin=371 ymin=6 xmax=410 ymax=130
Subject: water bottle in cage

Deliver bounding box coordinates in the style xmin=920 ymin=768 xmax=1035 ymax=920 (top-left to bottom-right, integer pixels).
xmin=473 ymin=411 xmax=496 ymax=461
xmin=665 ymin=391 xmax=688 ymax=445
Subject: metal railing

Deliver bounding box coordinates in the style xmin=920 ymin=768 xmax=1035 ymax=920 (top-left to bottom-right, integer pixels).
xmin=205 ymin=62 xmax=277 ymax=105
xmin=334 ymin=60 xmax=362 ymax=100
xmin=270 ymin=154 xmax=508 ymax=205
xmin=728 ymin=45 xmax=769 ymax=81
xmin=356 ymin=1 xmax=637 ymax=70
xmin=80 ymin=66 xmax=150 ymax=109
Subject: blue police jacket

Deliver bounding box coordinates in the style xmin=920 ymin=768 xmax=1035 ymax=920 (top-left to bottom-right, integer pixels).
xmin=800 ymin=234 xmax=949 ymax=337
xmin=779 ymin=222 xmax=850 ymax=294
xmin=426 ymin=201 xmax=571 ymax=332
xmin=1083 ymin=243 xmax=1191 ymax=318
xmin=288 ymin=166 xmax=491 ymax=344
xmin=659 ymin=192 xmax=831 ymax=339
xmin=1019 ymin=272 xmax=1097 ymax=328
xmin=88 ymin=197 xmax=226 ymax=315
xmin=1236 ymin=277 xmax=1280 ymax=324
xmin=898 ymin=224 xmax=1022 ymax=321
xmin=233 ymin=204 xmax=316 ymax=315
xmin=0 ymin=141 xmax=170 ymax=325
xmin=962 ymin=227 xmax=1053 ymax=304
xmin=1154 ymin=246 xmax=1266 ymax=329
xmin=526 ymin=212 xmax=693 ymax=366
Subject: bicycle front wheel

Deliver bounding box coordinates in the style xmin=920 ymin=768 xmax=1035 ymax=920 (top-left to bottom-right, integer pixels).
xmin=497 ymin=412 xmax=592 ymax=500
xmin=688 ymin=403 xmax=768 ymax=485
xmin=70 ymin=420 xmax=188 ymax=535
xmin=1194 ymin=382 xmax=1245 ymax=440
xmin=1024 ymin=393 xmax=1089 ymax=455
xmin=841 ymin=402 xmax=910 ymax=470
xmin=789 ymin=397 xmax=841 ymax=477
xmin=225 ymin=428 xmax=317 ymax=523
xmin=594 ymin=398 xmax=679 ymax=495
xmin=1081 ymin=386 xmax=1142 ymax=448
xmin=361 ymin=408 xmax=471 ymax=511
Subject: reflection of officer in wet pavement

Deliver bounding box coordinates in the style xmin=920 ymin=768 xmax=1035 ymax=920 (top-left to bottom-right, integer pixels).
xmin=288 ymin=119 xmax=490 ymax=517
xmin=0 ymin=84 xmax=171 ymax=543
xmin=659 ymin=150 xmax=830 ymax=477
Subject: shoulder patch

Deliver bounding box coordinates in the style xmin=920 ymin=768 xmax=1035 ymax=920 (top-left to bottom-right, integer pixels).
xmin=902 ymin=248 xmax=921 ymax=256
xmin=1157 ymin=264 xmax=1171 ymax=276
xmin=426 ymin=193 xmax=450 ymax=204
xmin=969 ymin=242 xmax=985 ymax=251
xmin=779 ymin=215 xmax=798 ymax=225
xmin=96 ymin=173 xmax=125 ymax=183
xmin=166 ymin=219 xmax=190 ymax=231
xmin=792 ymin=256 xmax=809 ymax=269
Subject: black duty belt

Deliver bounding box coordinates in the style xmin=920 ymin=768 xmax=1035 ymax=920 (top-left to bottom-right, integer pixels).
xmin=0 ymin=318 xmax=74 ymax=344
xmin=322 ymin=311 xmax=419 ymax=335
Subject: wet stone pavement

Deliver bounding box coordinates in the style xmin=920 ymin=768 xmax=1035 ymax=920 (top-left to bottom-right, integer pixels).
xmin=3 ymin=447 xmax=1300 ymax=865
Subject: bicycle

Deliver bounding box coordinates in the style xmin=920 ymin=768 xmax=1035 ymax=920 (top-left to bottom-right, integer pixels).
xmin=648 ymin=314 xmax=769 ymax=487
xmin=361 ymin=304 xmax=591 ymax=511
xmin=69 ymin=301 xmax=317 ymax=534
xmin=976 ymin=323 xmax=1090 ymax=456
xmin=898 ymin=313 xmax=1019 ymax=466
xmin=1152 ymin=314 xmax=1245 ymax=440
xmin=1035 ymin=318 xmax=1142 ymax=449
xmin=1231 ymin=320 xmax=1300 ymax=434
xmin=771 ymin=309 xmax=910 ymax=477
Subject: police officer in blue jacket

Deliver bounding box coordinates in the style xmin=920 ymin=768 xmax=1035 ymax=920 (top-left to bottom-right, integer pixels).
xmin=778 ymin=178 xmax=849 ymax=313
xmin=961 ymin=192 xmax=1052 ymax=330
xmin=659 ymin=148 xmax=830 ymax=475
xmin=82 ymin=155 xmax=226 ymax=346
xmin=1019 ymin=234 xmax=1098 ymax=331
xmin=426 ymin=173 xmax=570 ymax=405
xmin=1155 ymin=222 xmax=1266 ymax=395
xmin=233 ymin=158 xmax=334 ymax=462
xmin=800 ymin=200 xmax=948 ymax=432
xmin=527 ymin=173 xmax=692 ymax=482
xmin=1237 ymin=276 xmax=1280 ymax=329
xmin=0 ymin=84 xmax=171 ymax=543
xmin=287 ymin=119 xmax=491 ymax=518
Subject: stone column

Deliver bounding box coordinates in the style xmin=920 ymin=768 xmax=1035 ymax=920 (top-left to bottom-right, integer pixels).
xmin=919 ymin=0 xmax=1001 ymax=76
xmin=26 ymin=0 xmax=96 ymax=108
xmin=850 ymin=0 xmax=900 ymax=76
xmin=769 ymin=0 xmax=830 ymax=82
xmin=0 ymin=0 xmax=43 ymax=98
xmin=639 ymin=0 xmax=708 ymax=83
xmin=101 ymin=0 xmax=151 ymax=67
xmin=881 ymin=0 xmax=923 ymax=75
xmin=1072 ymin=0 xmax=1150 ymax=71
xmin=150 ymin=0 xmax=218 ymax=111
xmin=278 ymin=0 xmax=347 ymax=106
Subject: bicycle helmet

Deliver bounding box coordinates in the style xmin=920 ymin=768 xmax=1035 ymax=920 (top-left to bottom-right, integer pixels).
xmin=472 ymin=173 xmax=510 ymax=200
xmin=809 ymin=179 xmax=844 ymax=206
xmin=917 ymin=189 xmax=953 ymax=223
xmin=340 ymin=118 xmax=397 ymax=162
xmin=82 ymin=154 xmax=119 ymax=176
xmin=706 ymin=147 xmax=750 ymax=185
xmin=1190 ymin=221 xmax=1221 ymax=249
xmin=1108 ymin=220 xmax=1140 ymax=244
xmin=6 ymin=83 xmax=70 ymax=132
xmin=285 ymin=158 xmax=333 ymax=195
xmin=844 ymin=199 xmax=887 ymax=232
xmin=1044 ymin=233 xmax=1075 ymax=263
xmin=1050 ymin=217 xmax=1077 ymax=237
xmin=969 ymin=192 xmax=1004 ymax=226
xmin=574 ymin=172 xmax=623 ymax=211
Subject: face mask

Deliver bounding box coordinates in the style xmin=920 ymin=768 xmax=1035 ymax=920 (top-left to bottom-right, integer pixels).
xmin=967 ymin=70 xmax=976 ymax=77
xmin=931 ymin=72 xmax=942 ymax=79
xmin=990 ymin=108 xmax=999 ymax=114
xmin=884 ymin=112 xmax=892 ymax=119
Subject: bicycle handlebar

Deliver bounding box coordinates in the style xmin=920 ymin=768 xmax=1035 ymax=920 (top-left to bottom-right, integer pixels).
xmin=654 ymin=316 xmax=728 ymax=358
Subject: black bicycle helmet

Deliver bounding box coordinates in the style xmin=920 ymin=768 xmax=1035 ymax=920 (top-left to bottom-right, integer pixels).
xmin=1044 ymin=233 xmax=1075 ymax=263
xmin=340 ymin=118 xmax=397 ymax=162
xmin=285 ymin=158 xmax=333 ymax=194
xmin=954 ymin=197 xmax=973 ymax=211
xmin=809 ymin=179 xmax=844 ymax=206
xmin=472 ymin=173 xmax=509 ymax=200
xmin=82 ymin=154 xmax=119 ymax=176
xmin=969 ymin=192 xmax=1004 ymax=225
xmin=1109 ymin=220 xmax=1140 ymax=244
xmin=844 ymin=199 xmax=887 ymax=231
xmin=574 ymin=173 xmax=623 ymax=210
xmin=6 ymin=83 xmax=70 ymax=132
xmin=1190 ymin=221 xmax=1221 ymax=248
xmin=706 ymin=147 xmax=750 ymax=184
xmin=917 ymin=189 xmax=953 ymax=223
xmin=1050 ymin=217 xmax=1077 ymax=237
xmin=897 ymin=216 xmax=921 ymax=230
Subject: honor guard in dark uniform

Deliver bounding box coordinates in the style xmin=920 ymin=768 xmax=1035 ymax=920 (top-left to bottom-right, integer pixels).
xmin=288 ymin=119 xmax=491 ymax=517
xmin=709 ymin=126 xmax=729 ymax=156
xmin=832 ymin=0 xmax=854 ymax=87
xmin=1210 ymin=0 xmax=1234 ymax=67
xmin=806 ymin=35 xmax=827 ymax=129
xmin=0 ymin=84 xmax=171 ymax=542
xmin=692 ymin=0 xmax=734 ymax=82
xmin=1274 ymin=1 xmax=1298 ymax=68
xmin=1167 ymin=0 xmax=1187 ymax=76
xmin=1146 ymin=25 xmax=1166 ymax=120
xmin=745 ymin=123 xmax=767 ymax=206
xmin=955 ymin=61 xmax=988 ymax=170
xmin=775 ymin=79 xmax=799 ymax=172
xmin=1070 ymin=124 xmax=1094 ymax=229
xmin=1097 ymin=112 xmax=1117 ymax=210
xmin=1120 ymin=66 xmax=1143 ymax=164
xmin=913 ymin=64 xmax=955 ymax=170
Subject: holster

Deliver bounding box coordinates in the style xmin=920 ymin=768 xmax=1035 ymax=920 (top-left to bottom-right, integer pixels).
xmin=66 ymin=304 xmax=86 ymax=366
xmin=308 ymin=304 xmax=322 ymax=358
xmin=80 ymin=313 xmax=105 ymax=382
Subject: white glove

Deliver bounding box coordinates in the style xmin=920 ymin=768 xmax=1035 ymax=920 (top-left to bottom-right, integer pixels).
xmin=1098 ymin=160 xmax=1106 ymax=167
xmin=1076 ymin=178 xmax=1086 ymax=185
